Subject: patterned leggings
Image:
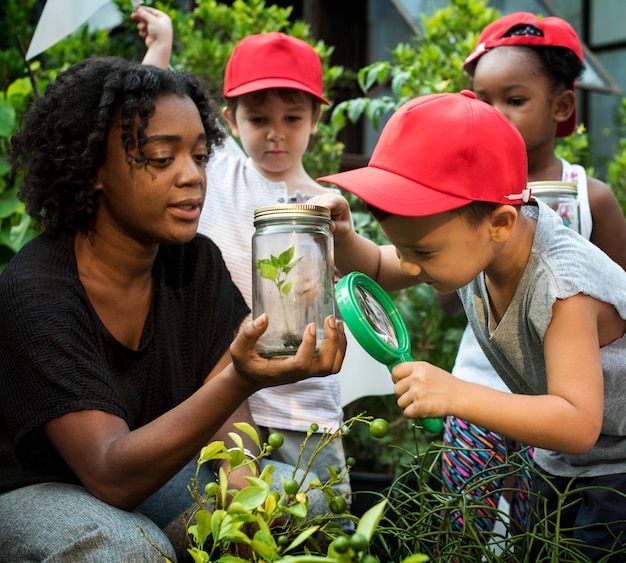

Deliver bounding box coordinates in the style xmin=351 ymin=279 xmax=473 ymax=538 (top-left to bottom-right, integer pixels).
xmin=441 ymin=416 xmax=534 ymax=535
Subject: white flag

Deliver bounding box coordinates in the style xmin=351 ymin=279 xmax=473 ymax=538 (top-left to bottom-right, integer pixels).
xmin=25 ymin=0 xmax=121 ymax=60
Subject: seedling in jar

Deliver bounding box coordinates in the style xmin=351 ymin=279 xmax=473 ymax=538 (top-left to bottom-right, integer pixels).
xmin=255 ymin=245 xmax=303 ymax=348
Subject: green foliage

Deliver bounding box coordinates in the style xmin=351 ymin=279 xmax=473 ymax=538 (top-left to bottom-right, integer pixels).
xmin=367 ymin=438 xmax=626 ymax=562
xmin=331 ymin=0 xmax=498 ymax=131
xmin=145 ymin=415 xmax=425 ymax=563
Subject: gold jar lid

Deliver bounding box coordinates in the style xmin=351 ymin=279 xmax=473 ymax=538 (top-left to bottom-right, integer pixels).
xmin=254 ymin=203 xmax=331 ymax=223
xmin=528 ymin=180 xmax=577 ymax=196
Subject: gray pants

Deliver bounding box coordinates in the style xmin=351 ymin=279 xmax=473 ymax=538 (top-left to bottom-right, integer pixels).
xmin=0 ymin=459 xmax=325 ymax=562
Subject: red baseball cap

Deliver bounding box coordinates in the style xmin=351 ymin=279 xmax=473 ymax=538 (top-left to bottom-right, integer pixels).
xmin=464 ymin=12 xmax=583 ymax=137
xmin=223 ymin=32 xmax=329 ymax=104
xmin=318 ymin=91 xmax=528 ymax=217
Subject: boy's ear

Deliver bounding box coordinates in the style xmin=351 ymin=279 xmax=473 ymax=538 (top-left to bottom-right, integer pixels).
xmin=222 ymin=107 xmax=240 ymax=137
xmin=489 ymin=205 xmax=518 ymax=242
xmin=553 ymin=89 xmax=576 ymax=128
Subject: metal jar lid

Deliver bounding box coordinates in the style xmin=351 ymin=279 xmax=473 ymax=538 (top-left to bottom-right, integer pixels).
xmin=528 ymin=180 xmax=578 ymax=197
xmin=253 ymin=203 xmax=331 ymax=225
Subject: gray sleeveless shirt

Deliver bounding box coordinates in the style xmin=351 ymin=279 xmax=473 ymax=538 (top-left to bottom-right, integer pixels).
xmin=458 ymin=200 xmax=626 ymax=477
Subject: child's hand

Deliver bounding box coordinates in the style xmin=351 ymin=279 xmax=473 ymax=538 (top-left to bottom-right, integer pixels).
xmin=132 ymin=6 xmax=172 ymax=69
xmin=391 ymin=361 xmax=454 ymax=420
xmin=229 ymin=314 xmax=346 ymax=387
xmin=307 ymin=193 xmax=354 ymax=242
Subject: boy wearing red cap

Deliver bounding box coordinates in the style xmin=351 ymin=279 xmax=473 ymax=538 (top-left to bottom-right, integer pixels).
xmin=133 ymin=7 xmax=380 ymax=513
xmin=315 ymin=90 xmax=626 ymax=559
xmin=439 ymin=11 xmax=626 ymax=539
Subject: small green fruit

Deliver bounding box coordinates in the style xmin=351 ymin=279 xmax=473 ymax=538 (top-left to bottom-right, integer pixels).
xmin=369 ymin=418 xmax=390 ymax=438
xmin=332 ymin=536 xmax=349 ymax=554
xmin=204 ymin=482 xmax=218 ymax=497
xmin=268 ymin=432 xmax=284 ymax=448
xmin=349 ymin=532 xmax=369 ymax=552
xmin=329 ymin=496 xmax=347 ymax=514
xmin=283 ymin=478 xmax=299 ymax=495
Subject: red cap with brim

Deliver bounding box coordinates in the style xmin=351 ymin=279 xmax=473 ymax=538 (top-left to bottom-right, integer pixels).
xmin=224 ymin=32 xmax=329 ymax=105
xmin=318 ymin=91 xmax=529 ymax=217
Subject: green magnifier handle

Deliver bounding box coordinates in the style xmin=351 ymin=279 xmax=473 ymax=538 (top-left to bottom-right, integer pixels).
xmin=389 ymin=353 xmax=444 ymax=434
xmin=336 ymin=272 xmax=443 ymax=435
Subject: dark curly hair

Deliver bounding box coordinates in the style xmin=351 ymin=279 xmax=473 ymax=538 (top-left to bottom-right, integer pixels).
xmin=503 ymin=24 xmax=584 ymax=91
xmin=9 ymin=56 xmax=225 ymax=237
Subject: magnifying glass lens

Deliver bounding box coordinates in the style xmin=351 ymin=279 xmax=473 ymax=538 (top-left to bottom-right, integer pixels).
xmin=355 ymin=285 xmax=399 ymax=349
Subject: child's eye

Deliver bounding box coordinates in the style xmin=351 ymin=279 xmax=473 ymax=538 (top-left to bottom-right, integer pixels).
xmin=286 ymin=115 xmax=302 ymax=122
xmin=194 ymin=154 xmax=210 ymax=165
xmin=509 ymin=97 xmax=526 ymax=107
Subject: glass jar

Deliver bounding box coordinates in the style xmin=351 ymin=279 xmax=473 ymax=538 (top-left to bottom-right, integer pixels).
xmin=252 ymin=204 xmax=335 ymax=357
xmin=529 ymin=180 xmax=580 ymax=233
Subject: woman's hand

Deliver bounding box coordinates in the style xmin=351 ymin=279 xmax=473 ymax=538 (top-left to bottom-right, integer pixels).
xmin=229 ymin=314 xmax=346 ymax=389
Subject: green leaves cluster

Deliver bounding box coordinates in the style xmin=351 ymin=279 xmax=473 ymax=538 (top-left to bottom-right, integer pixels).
xmin=255 ymin=245 xmax=303 ymax=332
xmin=153 ymin=416 xmax=416 ymax=563
xmin=330 ymin=0 xmax=496 ymax=133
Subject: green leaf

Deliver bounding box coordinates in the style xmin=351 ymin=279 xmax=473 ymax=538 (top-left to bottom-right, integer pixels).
xmin=258 ymin=262 xmax=278 ymax=281
xmin=0 ymin=188 xmax=22 ymax=219
xmin=228 ymin=432 xmax=244 ymax=450
xmin=355 ymin=498 xmax=387 ymax=541
xmin=214 ymin=554 xmax=250 ymax=563
xmin=250 ymin=537 xmax=276 ymax=560
xmin=400 ymin=555 xmax=430 ymax=563
xmin=281 ymin=280 xmax=295 ymax=296
xmin=233 ymin=422 xmax=261 ymax=448
xmin=358 ymin=61 xmax=389 ymax=92
xmin=211 ymin=508 xmax=226 ymax=541
xmin=231 ymin=485 xmax=268 ymax=511
xmin=282 ymin=255 xmax=303 ymax=275
xmin=0 ymin=101 xmax=16 ymax=138
xmin=198 ymin=441 xmax=226 ymax=464
xmin=346 ymin=98 xmax=367 ymax=124
xmin=187 ymin=547 xmax=210 ymax=563
xmin=192 ymin=509 xmax=213 ymax=547
xmin=282 ymin=525 xmax=320 ymax=553
xmin=284 ymin=502 xmax=307 ymax=519
xmin=278 ymin=245 xmax=295 ymax=266
xmin=275 ymin=556 xmax=341 ymax=563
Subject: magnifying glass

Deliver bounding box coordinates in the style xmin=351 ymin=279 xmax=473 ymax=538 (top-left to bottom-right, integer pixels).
xmin=336 ymin=272 xmax=443 ymax=434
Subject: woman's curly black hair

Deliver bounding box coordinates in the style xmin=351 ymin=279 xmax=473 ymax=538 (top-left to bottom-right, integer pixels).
xmin=9 ymin=56 xmax=225 ymax=238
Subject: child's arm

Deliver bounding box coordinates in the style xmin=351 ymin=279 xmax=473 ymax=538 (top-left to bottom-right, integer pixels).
xmin=131 ymin=6 xmax=172 ymax=70
xmin=587 ymin=176 xmax=626 ymax=270
xmin=392 ymin=293 xmax=608 ymax=454
xmin=309 ymin=192 xmax=422 ymax=290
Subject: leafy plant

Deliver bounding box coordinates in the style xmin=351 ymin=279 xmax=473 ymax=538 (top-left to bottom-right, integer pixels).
xmin=366 ymin=437 xmax=626 ymax=563
xmin=144 ymin=415 xmax=427 ymax=563
xmin=255 ymin=245 xmax=303 ymax=342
